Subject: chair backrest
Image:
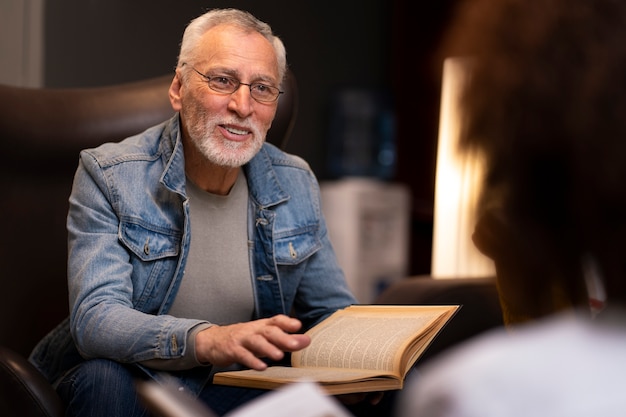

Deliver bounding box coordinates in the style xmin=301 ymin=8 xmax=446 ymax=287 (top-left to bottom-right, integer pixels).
xmin=0 ymin=70 xmax=298 ymax=357
xmin=2 ymin=70 xmax=297 ymax=172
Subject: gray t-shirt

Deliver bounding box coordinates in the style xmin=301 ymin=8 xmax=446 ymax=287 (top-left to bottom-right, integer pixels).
xmin=169 ymin=171 xmax=254 ymax=324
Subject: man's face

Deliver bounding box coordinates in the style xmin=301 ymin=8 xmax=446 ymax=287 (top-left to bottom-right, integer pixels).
xmin=172 ymin=24 xmax=280 ymax=168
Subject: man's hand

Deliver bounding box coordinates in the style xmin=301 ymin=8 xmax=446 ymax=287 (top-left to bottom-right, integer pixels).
xmin=195 ymin=314 xmax=311 ymax=370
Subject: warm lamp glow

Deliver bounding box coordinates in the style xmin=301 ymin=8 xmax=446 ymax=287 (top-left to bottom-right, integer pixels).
xmin=431 ymin=58 xmax=495 ymax=278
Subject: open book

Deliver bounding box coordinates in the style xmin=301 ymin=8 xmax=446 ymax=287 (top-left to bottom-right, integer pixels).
xmin=213 ymin=304 xmax=459 ymax=395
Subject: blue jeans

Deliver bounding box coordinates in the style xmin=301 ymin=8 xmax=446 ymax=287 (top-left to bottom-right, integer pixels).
xmin=57 ymin=359 xmax=267 ymax=416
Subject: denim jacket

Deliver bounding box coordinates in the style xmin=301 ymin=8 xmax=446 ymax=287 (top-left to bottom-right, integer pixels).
xmin=30 ymin=115 xmax=356 ymax=393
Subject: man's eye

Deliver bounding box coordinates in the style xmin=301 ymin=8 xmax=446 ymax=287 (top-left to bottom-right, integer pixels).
xmin=213 ymin=77 xmax=234 ymax=86
xmin=254 ymin=84 xmax=270 ymax=93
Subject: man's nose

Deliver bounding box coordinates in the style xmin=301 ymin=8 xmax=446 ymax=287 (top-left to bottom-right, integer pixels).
xmin=227 ymin=85 xmax=254 ymax=117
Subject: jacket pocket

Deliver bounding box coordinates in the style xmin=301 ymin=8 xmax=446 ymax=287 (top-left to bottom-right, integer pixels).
xmin=119 ymin=220 xmax=180 ymax=261
xmin=274 ymin=228 xmax=321 ymax=265
xmin=119 ymin=220 xmax=181 ymax=310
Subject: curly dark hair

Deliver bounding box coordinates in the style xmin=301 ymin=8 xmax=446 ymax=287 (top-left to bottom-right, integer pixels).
xmin=442 ymin=0 xmax=626 ymax=310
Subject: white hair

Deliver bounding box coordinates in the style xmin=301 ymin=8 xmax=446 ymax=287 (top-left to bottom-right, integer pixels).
xmin=176 ymin=8 xmax=287 ymax=83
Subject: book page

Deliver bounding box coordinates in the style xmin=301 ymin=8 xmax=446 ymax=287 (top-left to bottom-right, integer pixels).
xmin=293 ymin=306 xmax=449 ymax=374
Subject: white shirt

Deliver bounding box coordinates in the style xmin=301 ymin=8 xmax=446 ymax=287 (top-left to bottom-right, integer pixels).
xmin=399 ymin=310 xmax=626 ymax=417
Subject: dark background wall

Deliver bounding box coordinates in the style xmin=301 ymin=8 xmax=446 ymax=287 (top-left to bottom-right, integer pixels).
xmin=44 ymin=0 xmax=460 ymax=275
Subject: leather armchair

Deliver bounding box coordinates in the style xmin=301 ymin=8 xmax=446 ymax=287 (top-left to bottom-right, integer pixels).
xmin=0 ymin=70 xmax=298 ymax=417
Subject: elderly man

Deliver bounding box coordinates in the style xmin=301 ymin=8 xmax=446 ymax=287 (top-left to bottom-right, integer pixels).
xmin=31 ymin=8 xmax=358 ymax=416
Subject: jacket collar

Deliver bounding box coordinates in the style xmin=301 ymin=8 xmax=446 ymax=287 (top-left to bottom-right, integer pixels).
xmin=160 ymin=115 xmax=187 ymax=197
xmin=244 ymin=145 xmax=290 ymax=209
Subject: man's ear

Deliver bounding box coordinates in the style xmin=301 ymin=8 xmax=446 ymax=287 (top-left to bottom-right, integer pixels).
xmin=169 ymin=72 xmax=183 ymax=111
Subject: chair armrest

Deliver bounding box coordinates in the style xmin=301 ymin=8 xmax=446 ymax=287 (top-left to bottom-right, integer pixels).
xmin=0 ymin=346 xmax=63 ymax=417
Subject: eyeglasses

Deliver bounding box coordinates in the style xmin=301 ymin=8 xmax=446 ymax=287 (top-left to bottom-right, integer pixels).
xmin=190 ymin=66 xmax=283 ymax=103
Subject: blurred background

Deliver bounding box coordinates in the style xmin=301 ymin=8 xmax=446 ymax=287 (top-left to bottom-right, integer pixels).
xmin=1 ymin=0 xmax=462 ymax=299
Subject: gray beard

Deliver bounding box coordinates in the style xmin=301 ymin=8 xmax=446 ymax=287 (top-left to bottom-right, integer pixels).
xmin=188 ymin=115 xmax=266 ymax=168
xmin=195 ymin=132 xmax=263 ymax=167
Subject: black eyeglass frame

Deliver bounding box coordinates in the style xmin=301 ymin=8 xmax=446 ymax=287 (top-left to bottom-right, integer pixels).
xmin=188 ymin=66 xmax=284 ymax=103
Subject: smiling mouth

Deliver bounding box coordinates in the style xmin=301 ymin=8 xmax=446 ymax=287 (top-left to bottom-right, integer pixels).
xmin=223 ymin=125 xmax=250 ymax=136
